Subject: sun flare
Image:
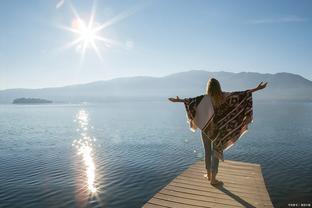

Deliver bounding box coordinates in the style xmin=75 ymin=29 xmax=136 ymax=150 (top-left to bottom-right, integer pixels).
xmin=68 ymin=16 xmax=108 ymax=60
xmin=60 ymin=1 xmax=142 ymax=61
xmin=72 ymin=19 xmax=96 ymax=44
xmin=61 ymin=3 xmax=117 ymax=61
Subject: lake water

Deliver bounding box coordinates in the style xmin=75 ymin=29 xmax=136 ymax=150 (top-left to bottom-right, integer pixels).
xmin=0 ymin=101 xmax=311 ymax=208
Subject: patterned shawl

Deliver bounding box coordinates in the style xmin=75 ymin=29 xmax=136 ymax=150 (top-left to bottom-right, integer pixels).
xmin=184 ymin=90 xmax=253 ymax=161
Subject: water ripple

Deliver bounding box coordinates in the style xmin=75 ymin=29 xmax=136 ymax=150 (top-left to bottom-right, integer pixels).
xmin=0 ymin=102 xmax=311 ymax=207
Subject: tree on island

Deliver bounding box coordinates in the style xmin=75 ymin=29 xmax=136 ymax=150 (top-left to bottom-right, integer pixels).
xmin=12 ymin=98 xmax=52 ymax=104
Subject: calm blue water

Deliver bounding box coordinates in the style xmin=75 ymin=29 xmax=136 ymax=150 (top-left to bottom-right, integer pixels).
xmin=0 ymin=101 xmax=311 ymax=208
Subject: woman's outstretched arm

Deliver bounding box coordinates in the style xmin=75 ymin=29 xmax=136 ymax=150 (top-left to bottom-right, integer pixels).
xmin=248 ymin=82 xmax=268 ymax=93
xmin=168 ymin=96 xmax=188 ymax=103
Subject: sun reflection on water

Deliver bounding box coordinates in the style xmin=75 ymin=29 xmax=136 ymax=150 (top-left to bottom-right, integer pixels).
xmin=72 ymin=109 xmax=97 ymax=194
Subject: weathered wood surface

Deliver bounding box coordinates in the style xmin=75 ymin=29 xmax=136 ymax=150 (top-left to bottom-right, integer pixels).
xmin=144 ymin=160 xmax=273 ymax=208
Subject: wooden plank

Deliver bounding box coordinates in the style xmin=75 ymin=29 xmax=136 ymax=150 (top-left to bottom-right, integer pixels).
xmin=182 ymin=171 xmax=265 ymax=187
xmin=147 ymin=198 xmax=205 ymax=208
xmin=181 ymin=175 xmax=264 ymax=190
xmin=163 ymin=185 xmax=262 ymax=206
xmin=165 ymin=183 xmax=263 ymax=206
xmin=154 ymin=192 xmax=239 ymax=208
xmin=168 ymin=181 xmax=266 ymax=200
xmin=193 ymin=162 xmax=260 ymax=172
xmin=192 ymin=163 xmax=261 ymax=173
xmin=184 ymin=169 xmax=263 ymax=183
xmin=159 ymin=188 xmax=250 ymax=207
xmin=144 ymin=203 xmax=169 ymax=208
xmin=176 ymin=175 xmax=259 ymax=189
xmin=224 ymin=160 xmax=261 ymax=167
xmin=144 ymin=160 xmax=273 ymax=208
xmin=189 ymin=167 xmax=260 ymax=178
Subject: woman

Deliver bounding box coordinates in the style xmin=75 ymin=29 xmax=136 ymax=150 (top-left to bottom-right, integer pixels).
xmin=168 ymin=78 xmax=267 ymax=185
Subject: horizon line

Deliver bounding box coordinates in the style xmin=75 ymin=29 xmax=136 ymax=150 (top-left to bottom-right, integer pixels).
xmin=1 ymin=70 xmax=309 ymax=91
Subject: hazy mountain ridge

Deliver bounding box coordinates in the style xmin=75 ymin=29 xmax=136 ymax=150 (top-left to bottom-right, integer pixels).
xmin=1 ymin=70 xmax=312 ymax=103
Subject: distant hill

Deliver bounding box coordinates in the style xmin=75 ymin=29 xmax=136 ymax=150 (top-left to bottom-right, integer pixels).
xmin=12 ymin=98 xmax=52 ymax=104
xmin=1 ymin=70 xmax=312 ymax=103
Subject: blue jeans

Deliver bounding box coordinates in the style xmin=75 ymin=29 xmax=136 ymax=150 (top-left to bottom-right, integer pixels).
xmin=201 ymin=131 xmax=219 ymax=174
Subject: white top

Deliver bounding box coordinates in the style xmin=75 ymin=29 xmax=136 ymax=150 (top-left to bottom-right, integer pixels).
xmin=193 ymin=95 xmax=214 ymax=130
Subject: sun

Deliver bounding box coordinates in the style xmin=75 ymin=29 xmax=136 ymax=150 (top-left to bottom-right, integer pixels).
xmin=72 ymin=19 xmax=95 ymax=44
xmin=70 ymin=18 xmax=102 ymax=59
xmin=59 ymin=1 xmax=143 ymax=61
xmin=60 ymin=2 xmax=118 ymax=61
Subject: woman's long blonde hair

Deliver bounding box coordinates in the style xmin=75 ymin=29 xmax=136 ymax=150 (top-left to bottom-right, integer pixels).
xmin=206 ymin=78 xmax=224 ymax=108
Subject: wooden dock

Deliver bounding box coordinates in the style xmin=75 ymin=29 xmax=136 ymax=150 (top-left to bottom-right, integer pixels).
xmin=144 ymin=160 xmax=273 ymax=208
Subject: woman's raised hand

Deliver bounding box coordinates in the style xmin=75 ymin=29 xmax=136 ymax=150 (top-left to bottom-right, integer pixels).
xmin=168 ymin=96 xmax=181 ymax=102
xmin=168 ymin=96 xmax=187 ymax=103
xmin=256 ymin=82 xmax=268 ymax=90
xmin=248 ymin=82 xmax=268 ymax=93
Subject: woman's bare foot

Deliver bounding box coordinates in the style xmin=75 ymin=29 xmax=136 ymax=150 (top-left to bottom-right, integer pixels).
xmin=211 ymin=172 xmax=222 ymax=186
xmin=204 ymin=171 xmax=211 ymax=180
xmin=211 ymin=179 xmax=222 ymax=186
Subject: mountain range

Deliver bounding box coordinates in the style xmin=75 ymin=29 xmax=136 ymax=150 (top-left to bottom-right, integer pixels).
xmin=1 ymin=70 xmax=312 ymax=103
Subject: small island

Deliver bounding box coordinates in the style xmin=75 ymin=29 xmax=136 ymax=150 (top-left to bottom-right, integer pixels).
xmin=12 ymin=98 xmax=53 ymax=104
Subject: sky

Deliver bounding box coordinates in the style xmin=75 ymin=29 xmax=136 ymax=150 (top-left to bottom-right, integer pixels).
xmin=0 ymin=0 xmax=311 ymax=90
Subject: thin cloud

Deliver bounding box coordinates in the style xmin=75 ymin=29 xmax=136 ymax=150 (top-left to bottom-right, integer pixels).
xmin=248 ymin=15 xmax=308 ymax=24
